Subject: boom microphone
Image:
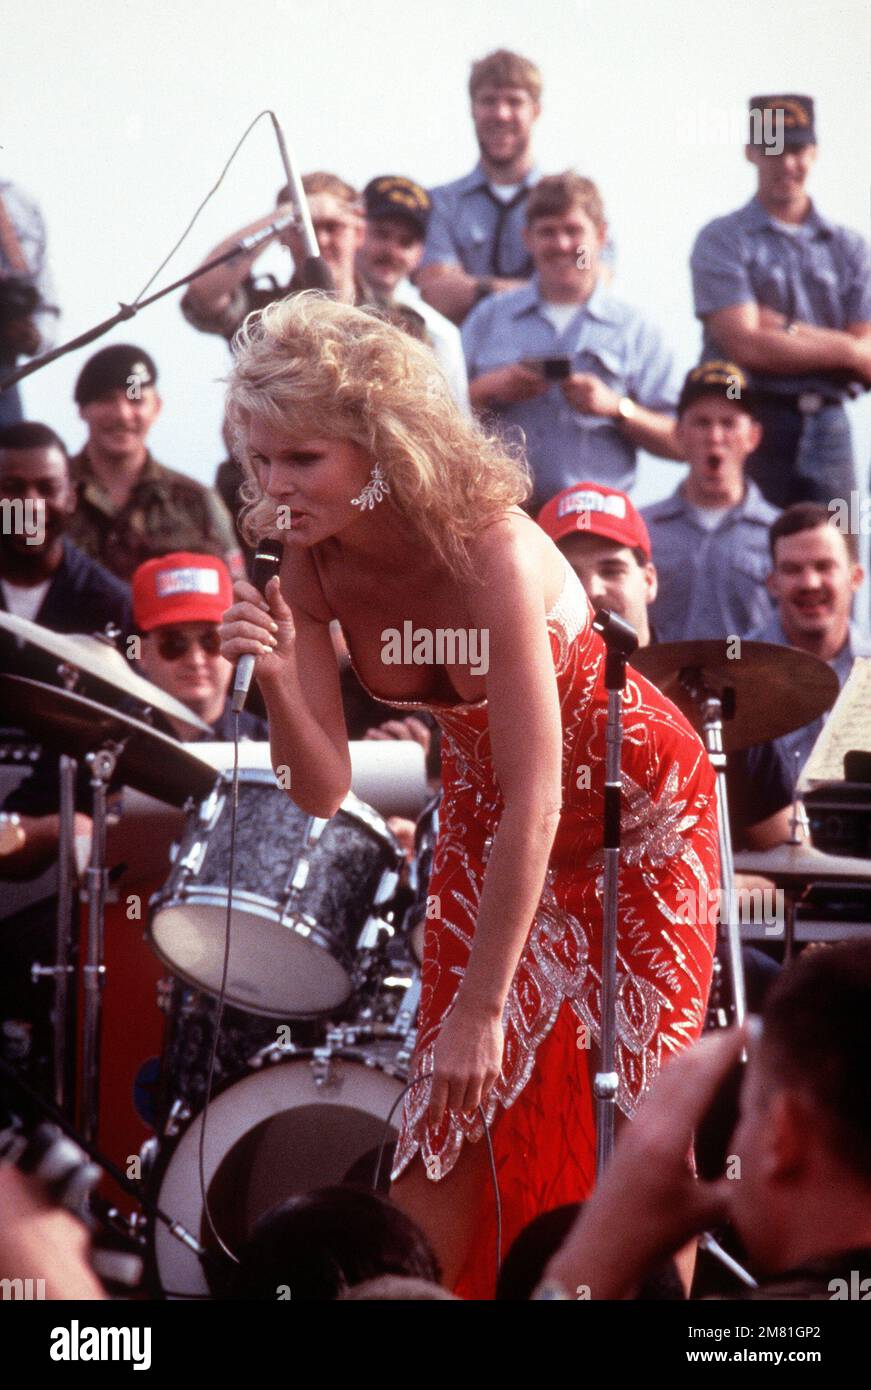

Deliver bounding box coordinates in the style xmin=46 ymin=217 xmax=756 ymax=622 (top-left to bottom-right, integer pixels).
xmin=231 ymin=538 xmax=284 ymax=713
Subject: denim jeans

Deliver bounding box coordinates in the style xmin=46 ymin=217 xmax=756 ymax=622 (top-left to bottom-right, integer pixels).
xmin=747 ymin=400 xmax=857 ymax=510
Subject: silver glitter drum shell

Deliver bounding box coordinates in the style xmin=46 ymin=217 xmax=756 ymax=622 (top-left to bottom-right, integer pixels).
xmin=147 ymin=772 xmax=401 ymax=1018
xmin=149 ymin=1039 xmax=410 ymax=1299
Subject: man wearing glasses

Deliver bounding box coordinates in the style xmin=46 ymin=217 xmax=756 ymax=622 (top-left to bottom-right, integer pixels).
xmin=132 ymin=551 xmax=267 ymax=741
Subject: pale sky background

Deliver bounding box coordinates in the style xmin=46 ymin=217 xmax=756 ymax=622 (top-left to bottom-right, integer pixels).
xmin=3 ymin=0 xmax=869 ymax=572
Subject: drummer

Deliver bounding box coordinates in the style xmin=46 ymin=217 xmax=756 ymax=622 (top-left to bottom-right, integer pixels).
xmin=130 ymin=551 xmax=268 ymax=742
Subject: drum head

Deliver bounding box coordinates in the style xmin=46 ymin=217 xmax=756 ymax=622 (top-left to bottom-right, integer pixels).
xmin=151 ymin=1049 xmax=406 ymax=1298
xmin=149 ymin=894 xmax=352 ymax=1017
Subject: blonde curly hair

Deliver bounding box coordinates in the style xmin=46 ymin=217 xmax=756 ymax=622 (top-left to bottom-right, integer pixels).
xmin=225 ymin=292 xmax=531 ymax=578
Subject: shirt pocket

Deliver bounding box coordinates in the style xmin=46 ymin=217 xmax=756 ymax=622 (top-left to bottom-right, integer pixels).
xmin=730 ymin=545 xmax=771 ymax=587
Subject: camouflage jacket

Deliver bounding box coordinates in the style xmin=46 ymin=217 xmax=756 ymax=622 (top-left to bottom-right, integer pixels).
xmin=68 ymin=450 xmax=244 ymax=583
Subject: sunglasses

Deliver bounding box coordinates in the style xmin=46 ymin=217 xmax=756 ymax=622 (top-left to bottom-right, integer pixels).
xmin=155 ymin=628 xmax=223 ymax=661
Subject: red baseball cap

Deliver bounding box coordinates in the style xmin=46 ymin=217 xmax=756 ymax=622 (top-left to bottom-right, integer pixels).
xmin=536 ymin=482 xmax=651 ymax=560
xmin=132 ymin=552 xmax=234 ymax=632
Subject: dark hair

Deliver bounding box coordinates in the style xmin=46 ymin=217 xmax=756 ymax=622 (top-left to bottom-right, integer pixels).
xmin=227 ymin=1186 xmax=441 ymax=1300
xmin=496 ymin=1202 xmax=683 ymax=1300
xmin=0 ymin=421 xmax=68 ymax=458
xmin=557 ymin=534 xmax=649 ymax=569
xmin=526 ymin=172 xmax=605 ymax=228
xmin=759 ymin=942 xmax=871 ymax=1182
xmin=769 ymin=502 xmax=858 ymax=564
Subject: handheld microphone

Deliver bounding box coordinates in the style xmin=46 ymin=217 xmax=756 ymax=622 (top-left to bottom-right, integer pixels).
xmin=231 ymin=538 xmax=284 ymax=713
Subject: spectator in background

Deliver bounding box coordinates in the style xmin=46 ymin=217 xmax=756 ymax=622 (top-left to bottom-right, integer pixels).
xmin=0 ymin=179 xmax=60 ymax=428
xmin=67 ymin=344 xmax=243 ymax=581
xmin=541 ymin=943 xmax=871 ymax=1301
xmin=642 ymin=362 xmax=779 ymax=641
xmin=691 ymin=95 xmax=871 ymax=509
xmin=464 ymin=173 xmax=681 ymax=513
xmin=181 ymin=172 xmax=369 ymax=340
xmin=0 ymin=422 xmax=131 ymax=682
xmin=132 ymin=551 xmax=266 ymax=741
xmin=537 ymin=480 xmax=796 ymax=860
xmin=749 ymin=503 xmax=871 ymax=780
xmin=416 ymin=49 xmax=543 ymax=325
xmin=358 ymin=176 xmax=470 ymax=412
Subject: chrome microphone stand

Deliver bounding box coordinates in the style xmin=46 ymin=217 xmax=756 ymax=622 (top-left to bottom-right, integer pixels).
xmin=591 ymin=609 xmax=638 ymax=1174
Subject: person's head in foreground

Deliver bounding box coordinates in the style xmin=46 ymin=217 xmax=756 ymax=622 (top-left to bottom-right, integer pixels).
xmin=541 ymin=941 xmax=871 ymax=1299
xmin=767 ymin=503 xmax=863 ymax=656
xmin=225 ymin=291 xmax=530 ymax=578
xmin=0 ymin=422 xmax=75 ymax=570
xmin=730 ymin=941 xmax=871 ymax=1276
xmin=132 ymin=550 xmax=234 ymax=726
xmin=537 ymin=481 xmax=656 ymax=646
xmin=676 ymin=361 xmax=762 ymax=508
xmin=227 ymin=1185 xmax=441 ymax=1299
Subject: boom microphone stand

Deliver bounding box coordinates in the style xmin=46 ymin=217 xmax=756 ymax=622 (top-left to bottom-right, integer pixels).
xmin=591 ymin=608 xmax=638 ymax=1174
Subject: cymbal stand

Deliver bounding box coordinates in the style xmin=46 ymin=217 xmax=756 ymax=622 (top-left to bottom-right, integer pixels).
xmin=79 ymin=741 xmax=123 ymax=1144
xmin=679 ymin=670 xmax=747 ymax=1028
xmin=30 ymin=754 xmax=78 ymax=1118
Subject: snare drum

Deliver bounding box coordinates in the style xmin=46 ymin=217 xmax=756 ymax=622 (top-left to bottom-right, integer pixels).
xmin=148 ymin=773 xmax=402 ymax=1018
xmin=149 ymin=977 xmax=420 ymax=1299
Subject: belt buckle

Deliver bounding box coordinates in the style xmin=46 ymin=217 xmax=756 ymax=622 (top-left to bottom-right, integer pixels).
xmin=797 ymin=391 xmax=824 ymax=415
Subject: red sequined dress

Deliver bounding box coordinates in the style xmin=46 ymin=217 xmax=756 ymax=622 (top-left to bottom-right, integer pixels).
xmin=355 ymin=557 xmax=719 ymax=1299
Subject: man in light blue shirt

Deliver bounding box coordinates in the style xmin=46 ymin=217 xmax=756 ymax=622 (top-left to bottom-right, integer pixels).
xmin=643 ymin=361 xmax=780 ymax=641
xmin=419 ymin=50 xmax=617 ymax=329
xmin=417 ymin=49 xmax=544 ymax=326
xmin=463 ymin=172 xmax=681 ymax=513
xmin=690 ymin=95 xmax=871 ymax=508
xmin=749 ymin=502 xmax=871 ymax=780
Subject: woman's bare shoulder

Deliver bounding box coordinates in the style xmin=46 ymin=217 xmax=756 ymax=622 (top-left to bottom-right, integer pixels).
xmin=466 ymin=507 xmax=563 ymax=596
xmin=279 ymin=542 xmax=334 ymax=623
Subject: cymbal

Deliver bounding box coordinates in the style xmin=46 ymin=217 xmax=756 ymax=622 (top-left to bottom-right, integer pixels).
xmin=0 ymin=676 xmax=217 ymax=808
xmin=0 ymin=610 xmax=211 ymax=735
xmin=735 ymin=842 xmax=871 ymax=884
xmin=632 ymin=639 xmax=839 ymax=751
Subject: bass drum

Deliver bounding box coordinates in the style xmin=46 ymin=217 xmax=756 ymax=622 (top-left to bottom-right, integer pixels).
xmin=149 ymin=984 xmax=420 ymax=1299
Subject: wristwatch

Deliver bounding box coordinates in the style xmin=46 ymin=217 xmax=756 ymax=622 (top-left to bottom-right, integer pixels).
xmin=616 ymin=395 xmax=637 ymax=422
xmin=0 ymin=811 xmax=25 ymax=856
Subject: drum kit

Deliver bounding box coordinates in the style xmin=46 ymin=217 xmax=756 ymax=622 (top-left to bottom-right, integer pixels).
xmin=3 ymin=613 xmax=869 ymax=1295
xmin=0 ymin=613 xmax=426 ymax=1298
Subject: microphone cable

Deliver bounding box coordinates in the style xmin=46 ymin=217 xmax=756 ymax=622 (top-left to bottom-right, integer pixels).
xmin=372 ymin=1076 xmax=503 ymax=1288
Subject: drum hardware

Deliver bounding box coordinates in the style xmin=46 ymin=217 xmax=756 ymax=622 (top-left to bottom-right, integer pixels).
xmin=80 ymin=741 xmax=124 ymax=1144
xmin=0 ymin=612 xmax=213 ymax=736
xmin=164 ymin=1097 xmax=193 ymax=1139
xmin=633 ymin=639 xmax=839 ymax=753
xmin=149 ymin=778 xmax=404 ymax=1018
xmin=678 ymin=672 xmax=747 ymax=1030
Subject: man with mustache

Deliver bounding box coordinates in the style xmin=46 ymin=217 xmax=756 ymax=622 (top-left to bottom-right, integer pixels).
xmin=641 ymin=361 xmax=780 ymax=641
xmin=358 ymin=175 xmax=469 ymax=412
xmin=750 ymin=503 xmax=871 ymax=779
xmin=691 ymin=95 xmax=871 ymax=508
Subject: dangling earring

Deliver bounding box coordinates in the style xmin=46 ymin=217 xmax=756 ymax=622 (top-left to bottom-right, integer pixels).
xmin=350 ymin=461 xmax=391 ymax=510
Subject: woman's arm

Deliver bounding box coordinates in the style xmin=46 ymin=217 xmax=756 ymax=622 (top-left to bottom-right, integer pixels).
xmin=429 ymin=525 xmax=565 ymax=1122
xmin=220 ymin=548 xmax=351 ymax=818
